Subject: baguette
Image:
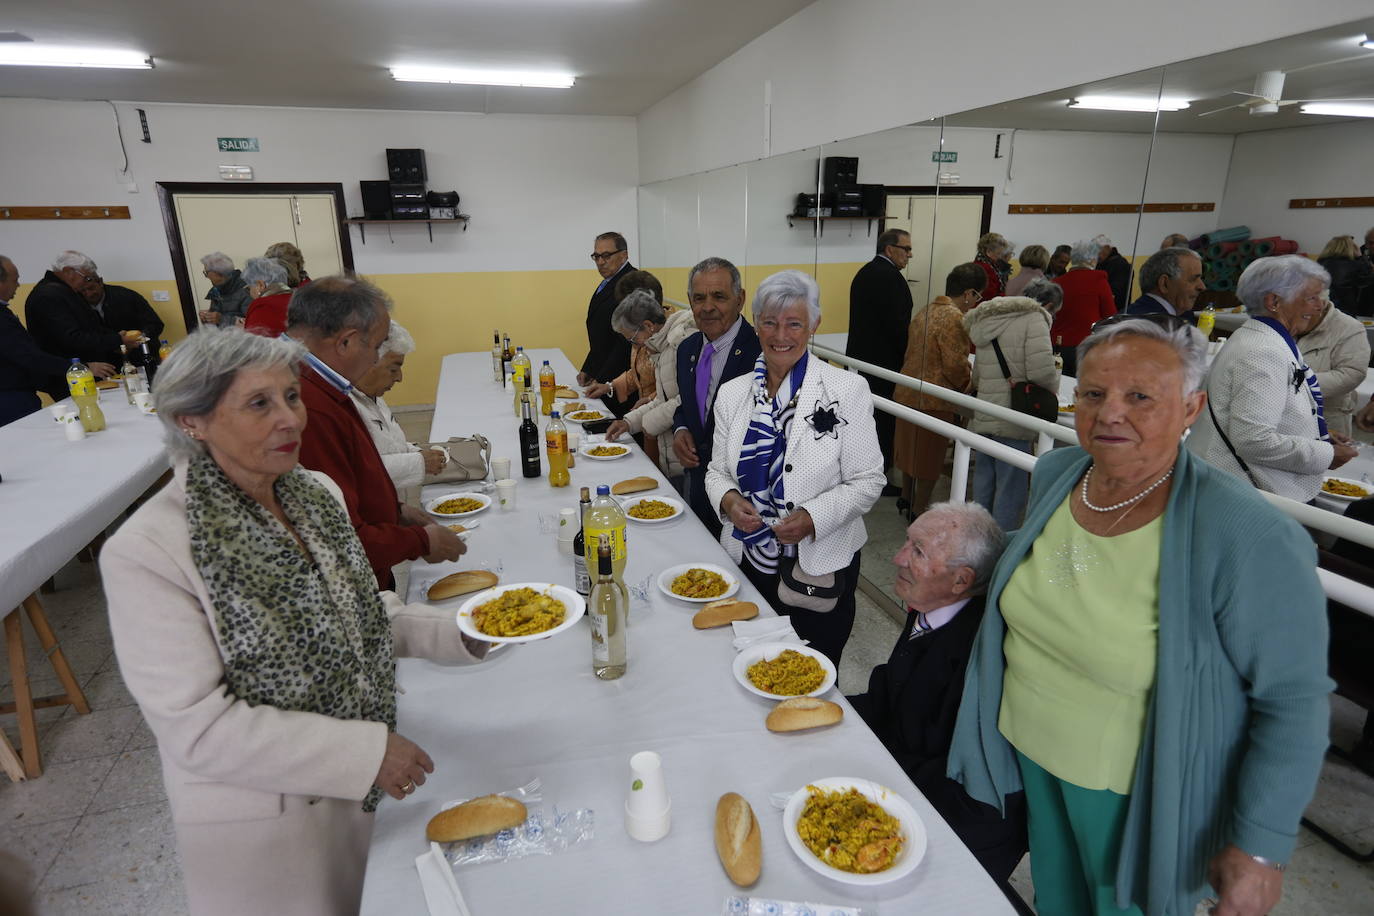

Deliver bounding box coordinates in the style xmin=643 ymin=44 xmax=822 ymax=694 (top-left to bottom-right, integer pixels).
xmin=427 ymin=569 xmax=499 ymax=601
xmin=765 ymin=696 xmax=843 ymax=733
xmin=426 ymin=794 xmax=527 ymax=842
xmin=692 ymin=598 xmax=759 ymax=629
xmin=555 ymin=386 xmax=579 ymax=398
xmin=611 ymin=476 xmax=657 ymax=496
xmin=714 ymin=792 xmax=761 ymax=886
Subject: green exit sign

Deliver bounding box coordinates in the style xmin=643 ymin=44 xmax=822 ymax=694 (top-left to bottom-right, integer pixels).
xmin=217 ymin=137 xmax=260 ymax=152
xmin=931 ymin=151 xmax=958 ymax=163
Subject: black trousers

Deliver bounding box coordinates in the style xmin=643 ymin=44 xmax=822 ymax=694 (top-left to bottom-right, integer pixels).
xmin=862 ymin=373 xmax=897 ymax=471
xmin=739 ymin=549 xmax=862 ymax=668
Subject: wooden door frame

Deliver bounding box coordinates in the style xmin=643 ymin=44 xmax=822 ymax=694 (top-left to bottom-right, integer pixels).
xmin=879 ymin=186 xmax=994 ymax=238
xmin=156 ymin=182 xmax=356 ymax=333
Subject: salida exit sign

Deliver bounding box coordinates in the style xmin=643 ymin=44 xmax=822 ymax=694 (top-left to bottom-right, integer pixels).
xmin=931 ymin=151 xmax=958 ymax=163
xmin=217 ymin=137 xmax=260 ymax=152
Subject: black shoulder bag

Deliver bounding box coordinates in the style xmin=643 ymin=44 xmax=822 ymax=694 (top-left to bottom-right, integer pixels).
xmin=990 ymin=338 xmax=1058 ymax=422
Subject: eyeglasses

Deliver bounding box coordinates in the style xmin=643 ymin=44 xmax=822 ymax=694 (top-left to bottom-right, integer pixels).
xmin=1091 ymin=312 xmax=1190 ymax=333
xmin=590 ymin=249 xmax=625 ymax=263
xmin=893 ymin=245 xmax=913 ymax=253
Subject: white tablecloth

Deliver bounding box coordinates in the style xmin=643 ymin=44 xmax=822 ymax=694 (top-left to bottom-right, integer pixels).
xmin=0 ymin=390 xmax=169 ymax=616
xmin=359 ymin=350 xmax=1013 ymax=915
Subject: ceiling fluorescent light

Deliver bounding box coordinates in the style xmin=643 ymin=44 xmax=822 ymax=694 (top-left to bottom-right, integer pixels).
xmin=1360 ymin=35 xmax=1374 ymax=50
xmin=1069 ymin=95 xmax=1190 ymax=112
xmin=1300 ymin=102 xmax=1374 ymax=118
xmin=0 ymin=45 xmax=152 ymax=69
xmin=390 ymin=66 xmax=574 ymax=89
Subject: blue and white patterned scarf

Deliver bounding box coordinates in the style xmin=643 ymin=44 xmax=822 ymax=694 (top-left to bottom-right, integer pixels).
xmin=733 ymin=353 xmax=809 ymax=572
xmin=1254 ymin=315 xmax=1329 ymax=441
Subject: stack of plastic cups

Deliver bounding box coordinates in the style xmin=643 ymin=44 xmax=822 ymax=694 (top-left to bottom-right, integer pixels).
xmin=624 ymin=751 xmax=671 ymax=842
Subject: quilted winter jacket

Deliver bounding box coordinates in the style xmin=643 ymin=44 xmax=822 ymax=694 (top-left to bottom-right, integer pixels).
xmin=963 ymin=296 xmax=1060 ymax=440
xmin=1297 ymin=305 xmax=1371 ymax=438
xmin=621 ymin=306 xmax=698 ymax=477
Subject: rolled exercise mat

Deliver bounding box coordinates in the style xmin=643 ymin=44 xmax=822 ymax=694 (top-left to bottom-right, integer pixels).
xmin=1212 ymin=277 xmax=1235 ymax=292
xmin=1225 ymin=251 xmax=1245 ymax=267
xmin=1207 ymin=242 xmax=1239 ymax=259
xmin=1270 ymin=240 xmax=1299 ymax=255
xmin=1190 ymin=235 xmax=1209 ymax=250
xmin=1252 ymin=238 xmax=1299 ymax=256
xmin=1207 ymin=226 xmax=1251 ymax=244
xmin=1237 ymin=241 xmax=1255 ymax=256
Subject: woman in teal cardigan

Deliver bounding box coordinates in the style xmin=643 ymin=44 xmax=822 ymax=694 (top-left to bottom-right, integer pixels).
xmin=948 ymin=314 xmax=1332 ymax=916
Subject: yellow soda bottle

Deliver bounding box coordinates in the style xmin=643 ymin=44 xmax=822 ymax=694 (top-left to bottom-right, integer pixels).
xmin=539 ymin=360 xmax=556 ymax=415
xmin=511 ymin=346 xmax=532 ymax=416
xmin=1196 ymin=303 xmax=1216 ymax=341
xmin=158 ymin=339 xmax=172 ymax=361
xmin=584 ymin=484 xmax=628 ymax=584
xmin=65 ymin=358 xmax=106 ymax=432
xmin=546 ymin=410 xmax=570 ymax=487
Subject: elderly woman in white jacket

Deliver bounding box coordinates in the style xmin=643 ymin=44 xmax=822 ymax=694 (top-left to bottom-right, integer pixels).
xmin=964 ymin=278 xmax=1063 ymax=530
xmin=100 ymin=328 xmax=486 ymax=915
xmin=1298 ymin=296 xmax=1371 ymax=438
xmin=706 ymin=270 xmax=885 ymax=665
xmin=350 ymin=320 xmax=447 ymax=502
xmin=603 ymin=289 xmax=698 ymax=479
xmin=1189 ymin=255 xmax=1358 ymax=501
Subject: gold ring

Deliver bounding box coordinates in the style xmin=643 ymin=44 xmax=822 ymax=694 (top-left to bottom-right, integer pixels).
xmin=401 ymin=780 xmax=415 ymax=793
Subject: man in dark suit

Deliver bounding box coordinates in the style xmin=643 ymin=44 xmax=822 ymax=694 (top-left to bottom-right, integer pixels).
xmin=81 ymin=277 xmax=164 ymax=353
xmin=1094 ymin=235 xmax=1132 ymax=310
xmin=1125 ymin=246 xmax=1205 ymax=324
xmin=579 ymin=231 xmax=635 ymax=416
xmin=847 ymin=228 xmax=913 ymax=473
xmin=24 ymin=250 xmax=145 ymax=399
xmin=1 ymin=255 xmax=116 ymax=425
xmin=847 ymin=501 xmax=1026 ymax=882
xmin=671 ymin=257 xmax=761 ymax=534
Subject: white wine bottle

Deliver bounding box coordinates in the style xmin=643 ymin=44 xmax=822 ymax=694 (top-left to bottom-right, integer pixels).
xmin=589 ymin=534 xmax=627 ymax=680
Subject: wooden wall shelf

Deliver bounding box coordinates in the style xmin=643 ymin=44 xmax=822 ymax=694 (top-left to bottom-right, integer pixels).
xmin=785 ymin=215 xmax=877 ymax=236
xmin=1290 ymin=197 xmax=1374 ymax=210
xmin=1 ymin=206 xmax=131 ymax=220
xmin=346 ymin=216 xmax=469 ymax=243
xmin=1007 ymin=202 xmax=1214 ymax=215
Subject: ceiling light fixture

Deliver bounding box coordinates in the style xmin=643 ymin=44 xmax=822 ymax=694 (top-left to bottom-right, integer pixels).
xmin=1300 ymin=102 xmax=1374 ymax=118
xmin=0 ymin=44 xmax=152 ymax=69
xmin=390 ymin=66 xmax=574 ymax=89
xmin=1360 ymin=35 xmax=1374 ymax=50
xmin=1068 ymin=95 xmax=1190 ymax=112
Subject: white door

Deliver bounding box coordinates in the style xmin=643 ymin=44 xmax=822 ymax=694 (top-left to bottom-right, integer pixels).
xmin=172 ymin=193 xmax=344 ymax=319
xmin=885 ymin=193 xmax=986 ymax=306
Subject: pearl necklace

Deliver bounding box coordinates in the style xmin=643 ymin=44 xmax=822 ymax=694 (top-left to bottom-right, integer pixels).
xmin=1079 ymin=464 xmax=1174 ymax=513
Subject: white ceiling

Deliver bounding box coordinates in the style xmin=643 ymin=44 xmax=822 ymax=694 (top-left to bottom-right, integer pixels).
xmin=944 ymin=17 xmax=1374 ymax=134
xmin=0 ymin=0 xmax=817 ymax=116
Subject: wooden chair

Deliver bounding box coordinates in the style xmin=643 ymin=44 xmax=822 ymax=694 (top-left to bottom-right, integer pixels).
xmin=2 ymin=593 xmax=91 ymax=780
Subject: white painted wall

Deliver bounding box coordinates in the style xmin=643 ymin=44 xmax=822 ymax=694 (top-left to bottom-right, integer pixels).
xmin=637 ymin=0 xmax=1373 ymax=183
xmin=0 ymin=98 xmax=638 ymax=280
xmin=1219 ymin=119 xmax=1374 ymax=254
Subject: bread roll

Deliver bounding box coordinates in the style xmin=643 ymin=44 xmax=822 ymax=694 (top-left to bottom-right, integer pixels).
xmin=765 ymin=696 xmax=843 ymax=732
xmin=714 ymin=792 xmax=761 ymax=886
xmin=555 ymin=386 xmax=579 ymax=398
xmin=427 ymin=570 xmax=499 ymax=601
xmin=426 ymin=794 xmax=527 ymax=842
xmin=611 ymin=476 xmax=657 ymax=495
xmin=692 ymin=599 xmax=759 ymax=629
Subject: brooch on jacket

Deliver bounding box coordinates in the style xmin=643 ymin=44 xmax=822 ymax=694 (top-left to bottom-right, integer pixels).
xmin=806 ymin=399 xmax=846 ymax=439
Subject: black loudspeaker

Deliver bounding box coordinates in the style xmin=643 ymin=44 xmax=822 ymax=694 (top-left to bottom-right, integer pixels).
xmin=386 ymin=148 xmax=427 ymax=182
xmin=859 ymin=184 xmax=886 ymax=217
xmin=360 ymin=180 xmax=391 ymax=219
xmin=389 ymin=183 xmax=427 ymax=218
xmin=822 ymin=156 xmax=858 ymax=189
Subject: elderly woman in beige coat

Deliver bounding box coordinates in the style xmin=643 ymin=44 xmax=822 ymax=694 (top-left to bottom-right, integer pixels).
xmin=603 ymin=289 xmax=698 ymax=480
xmin=1297 ymin=296 xmax=1371 ymax=437
xmin=100 ymin=328 xmax=486 ymax=916
xmin=964 ymin=278 xmax=1062 ymax=529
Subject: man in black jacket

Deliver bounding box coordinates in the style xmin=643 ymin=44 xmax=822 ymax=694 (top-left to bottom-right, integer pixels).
xmin=847 ymin=229 xmax=913 ymax=473
xmin=81 ymin=277 xmax=164 ymax=354
xmin=1094 ymin=235 xmax=1132 ymax=310
xmin=24 ymin=251 xmax=144 ymax=399
xmin=848 ymin=501 xmax=1027 ymax=881
xmin=579 ymin=231 xmax=635 ymax=416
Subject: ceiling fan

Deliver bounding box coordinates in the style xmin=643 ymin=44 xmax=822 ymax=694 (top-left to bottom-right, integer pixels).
xmin=1197 ymin=59 xmax=1374 ymax=117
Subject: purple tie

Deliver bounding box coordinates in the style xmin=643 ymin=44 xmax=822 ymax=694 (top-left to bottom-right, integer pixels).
xmin=696 ymin=340 xmax=716 ymax=427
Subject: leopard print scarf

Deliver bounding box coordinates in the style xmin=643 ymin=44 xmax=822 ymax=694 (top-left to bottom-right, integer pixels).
xmin=185 ymin=455 xmax=396 ymax=811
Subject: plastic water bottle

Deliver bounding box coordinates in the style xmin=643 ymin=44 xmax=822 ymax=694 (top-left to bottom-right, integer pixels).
xmin=511 ymin=347 xmax=532 ymax=416
xmin=539 ymin=360 xmax=557 ymax=415
xmin=65 ymin=359 xmax=106 ymax=432
xmin=585 ymin=484 xmax=628 ymax=585
xmin=546 ymin=410 xmax=570 ymax=487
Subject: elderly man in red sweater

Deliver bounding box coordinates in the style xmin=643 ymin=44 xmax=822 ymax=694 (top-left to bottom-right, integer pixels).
xmin=287 ymin=276 xmax=464 ymax=587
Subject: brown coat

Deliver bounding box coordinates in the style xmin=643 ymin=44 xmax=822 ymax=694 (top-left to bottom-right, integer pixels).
xmin=896 ymin=297 xmax=972 ymax=412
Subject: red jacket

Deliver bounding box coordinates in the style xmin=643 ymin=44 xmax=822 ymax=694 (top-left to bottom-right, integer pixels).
xmin=244 ymin=291 xmax=293 ymax=337
xmin=1050 ymin=269 xmax=1117 ymax=348
xmin=298 ymin=364 xmax=428 ymax=587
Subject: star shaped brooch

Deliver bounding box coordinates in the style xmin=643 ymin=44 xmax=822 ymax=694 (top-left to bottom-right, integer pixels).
xmin=806 ymin=399 xmax=846 ymax=439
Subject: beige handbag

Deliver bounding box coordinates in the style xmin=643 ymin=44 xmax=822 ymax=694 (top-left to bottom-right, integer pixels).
xmin=422 ymin=435 xmax=491 ymax=484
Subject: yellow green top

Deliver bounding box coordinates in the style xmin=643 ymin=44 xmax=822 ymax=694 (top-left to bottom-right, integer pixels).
xmin=998 ymin=493 xmax=1162 ymax=793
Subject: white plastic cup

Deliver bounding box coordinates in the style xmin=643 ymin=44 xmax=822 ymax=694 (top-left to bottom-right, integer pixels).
xmin=63 ymin=417 xmax=86 ymax=441
xmin=624 ymin=751 xmax=671 ymax=841
xmin=133 ymin=392 xmax=155 ymax=414
xmin=49 ymin=403 xmax=74 ymax=421
xmin=495 ymin=478 xmax=517 ymax=511
xmin=566 ymin=433 xmax=580 ymax=468
xmin=491 ymin=457 xmax=512 ymax=480
xmin=557 ymin=507 xmax=577 ymax=555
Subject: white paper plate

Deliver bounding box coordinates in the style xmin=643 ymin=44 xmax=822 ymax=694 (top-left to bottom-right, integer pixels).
xmin=731 ymin=642 xmax=836 ymax=699
xmin=453 ymin=583 xmax=586 ymax=644
xmin=656 ymin=562 xmax=740 ymax=603
xmin=563 ymin=409 xmax=610 ymax=425
xmin=425 ymin=491 xmax=493 ymax=518
xmin=579 ymin=442 xmax=632 ymax=461
xmin=1320 ymin=477 xmax=1371 ymax=503
xmin=783 ymin=777 xmax=927 ymax=886
xmin=619 ymin=494 xmax=684 ymax=525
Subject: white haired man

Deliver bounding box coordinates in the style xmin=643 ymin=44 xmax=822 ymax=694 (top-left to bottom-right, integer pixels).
xmin=847 ymin=501 xmax=1027 ymax=882
xmin=198 ymin=251 xmax=253 ymax=326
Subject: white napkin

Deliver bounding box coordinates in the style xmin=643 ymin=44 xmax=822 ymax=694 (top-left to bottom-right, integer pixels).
xmin=415 ymin=843 xmax=472 ymax=916
xmin=730 ymin=617 xmax=805 ymax=652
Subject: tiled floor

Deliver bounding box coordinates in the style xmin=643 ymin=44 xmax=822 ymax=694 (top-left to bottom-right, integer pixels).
xmin=4 ymin=420 xmax=1372 ymax=914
